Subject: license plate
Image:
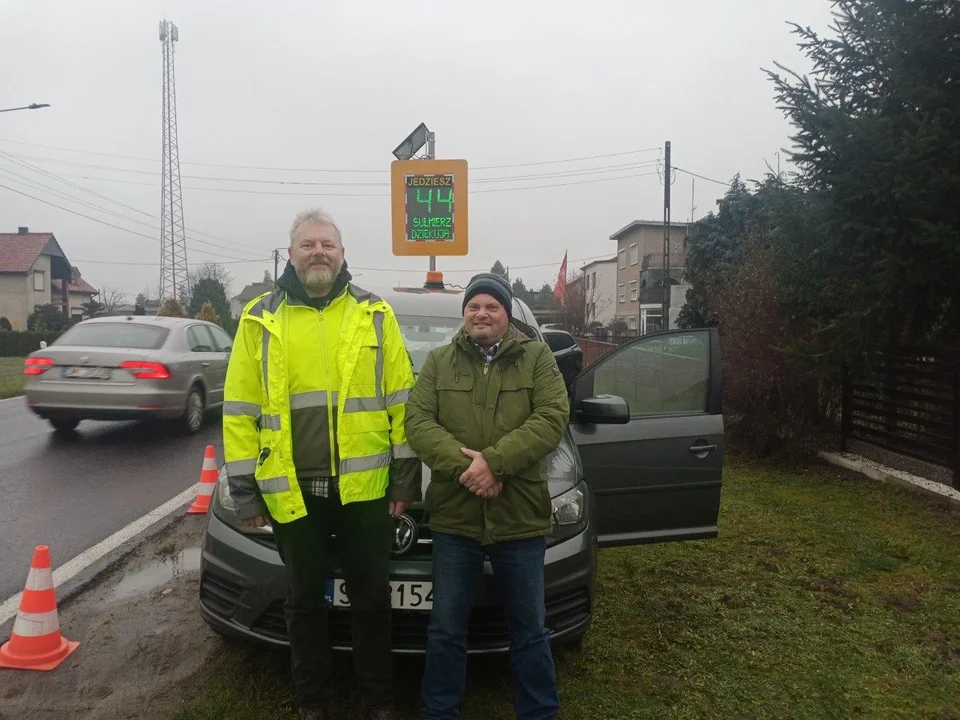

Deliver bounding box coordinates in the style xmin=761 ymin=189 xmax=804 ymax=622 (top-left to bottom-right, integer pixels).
xmin=63 ymin=366 xmax=111 ymax=380
xmin=326 ymin=579 xmax=433 ymax=610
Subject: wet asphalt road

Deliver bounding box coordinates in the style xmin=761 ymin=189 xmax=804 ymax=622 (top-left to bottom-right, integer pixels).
xmin=0 ymin=396 xmax=222 ymax=601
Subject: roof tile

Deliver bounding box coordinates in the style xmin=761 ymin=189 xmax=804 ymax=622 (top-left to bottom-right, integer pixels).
xmin=0 ymin=233 xmax=55 ymax=273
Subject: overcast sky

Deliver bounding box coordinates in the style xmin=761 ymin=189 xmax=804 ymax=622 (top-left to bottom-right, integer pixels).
xmin=0 ymin=0 xmax=834 ymax=300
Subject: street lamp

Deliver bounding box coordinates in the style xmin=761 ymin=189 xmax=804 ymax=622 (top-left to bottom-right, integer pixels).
xmin=0 ymin=103 xmax=51 ymax=113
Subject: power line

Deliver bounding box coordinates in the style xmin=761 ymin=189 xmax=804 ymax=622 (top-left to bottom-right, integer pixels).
xmin=72 ymin=256 xmax=271 ymax=267
xmin=3 ymin=153 xmax=659 ymax=187
xmin=72 ymin=251 xmax=614 ymax=272
xmin=1 ymin=165 xmax=662 ymax=197
xmin=473 ymin=171 xmax=659 ymax=193
xmin=674 ymin=166 xmax=730 ymax=186
xmin=0 ymin=138 xmax=660 ymax=173
xmin=1 ymin=151 xmax=155 ymax=219
xmin=0 ymin=151 xmax=269 ymax=255
xmin=0 ymin=182 xmax=262 ymax=264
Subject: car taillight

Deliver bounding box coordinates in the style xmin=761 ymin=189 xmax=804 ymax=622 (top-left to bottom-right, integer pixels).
xmin=120 ymin=361 xmax=171 ymax=380
xmin=24 ymin=357 xmax=54 ymax=376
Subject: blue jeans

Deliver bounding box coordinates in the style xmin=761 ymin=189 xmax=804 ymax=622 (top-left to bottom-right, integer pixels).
xmin=421 ymin=532 xmax=559 ymax=720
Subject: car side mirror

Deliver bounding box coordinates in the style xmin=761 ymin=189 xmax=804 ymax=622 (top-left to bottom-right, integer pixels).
xmin=577 ymin=395 xmax=630 ymax=424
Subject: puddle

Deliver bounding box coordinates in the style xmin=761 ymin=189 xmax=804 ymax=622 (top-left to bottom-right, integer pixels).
xmin=105 ymin=547 xmax=201 ymax=603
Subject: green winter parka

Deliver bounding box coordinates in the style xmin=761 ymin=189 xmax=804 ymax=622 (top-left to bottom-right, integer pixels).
xmin=404 ymin=321 xmax=569 ymax=544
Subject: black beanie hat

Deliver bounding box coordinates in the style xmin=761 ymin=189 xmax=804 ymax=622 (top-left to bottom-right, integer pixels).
xmin=462 ymin=273 xmax=513 ymax=319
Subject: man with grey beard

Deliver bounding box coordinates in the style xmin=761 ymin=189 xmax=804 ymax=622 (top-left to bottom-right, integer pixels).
xmin=223 ymin=209 xmax=420 ymax=720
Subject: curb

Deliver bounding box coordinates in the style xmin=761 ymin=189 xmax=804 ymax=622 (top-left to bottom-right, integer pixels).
xmin=818 ymin=451 xmax=960 ymax=511
xmin=0 ymin=504 xmax=198 ymax=638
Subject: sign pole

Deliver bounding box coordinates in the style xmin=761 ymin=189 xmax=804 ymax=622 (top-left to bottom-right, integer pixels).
xmin=425 ymin=131 xmax=437 ymax=272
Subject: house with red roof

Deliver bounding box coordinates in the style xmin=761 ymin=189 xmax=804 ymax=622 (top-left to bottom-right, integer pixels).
xmin=0 ymin=226 xmax=75 ymax=329
xmin=52 ymin=266 xmax=100 ymax=322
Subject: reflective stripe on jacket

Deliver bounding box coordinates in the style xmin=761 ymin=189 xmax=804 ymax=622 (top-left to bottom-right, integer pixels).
xmin=222 ymin=283 xmax=420 ymax=523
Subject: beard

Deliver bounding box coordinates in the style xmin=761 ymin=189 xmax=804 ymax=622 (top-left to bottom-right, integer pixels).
xmin=295 ymin=257 xmax=341 ymax=293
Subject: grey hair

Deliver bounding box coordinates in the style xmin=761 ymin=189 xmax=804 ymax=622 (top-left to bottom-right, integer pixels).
xmin=289 ymin=208 xmax=342 ymax=247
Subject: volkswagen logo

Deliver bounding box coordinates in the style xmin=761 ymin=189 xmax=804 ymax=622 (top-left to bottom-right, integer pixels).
xmin=392 ymin=513 xmax=418 ymax=556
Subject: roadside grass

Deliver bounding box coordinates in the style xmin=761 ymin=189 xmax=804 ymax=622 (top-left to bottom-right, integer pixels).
xmin=173 ymin=460 xmax=960 ymax=720
xmin=0 ymin=357 xmax=24 ymax=398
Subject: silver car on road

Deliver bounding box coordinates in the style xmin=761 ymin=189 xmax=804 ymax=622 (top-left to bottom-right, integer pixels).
xmin=23 ymin=315 xmax=233 ymax=434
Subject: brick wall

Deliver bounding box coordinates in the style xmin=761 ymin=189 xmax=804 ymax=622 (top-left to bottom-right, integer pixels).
xmin=575 ymin=337 xmax=618 ymax=367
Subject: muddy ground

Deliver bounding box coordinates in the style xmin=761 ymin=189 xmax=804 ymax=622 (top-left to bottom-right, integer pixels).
xmin=0 ymin=515 xmax=237 ymax=720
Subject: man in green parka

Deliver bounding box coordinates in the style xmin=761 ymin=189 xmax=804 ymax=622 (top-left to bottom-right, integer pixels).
xmin=405 ymin=272 xmax=569 ymax=720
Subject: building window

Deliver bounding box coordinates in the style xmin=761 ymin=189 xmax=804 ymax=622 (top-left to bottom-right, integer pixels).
xmin=33 ymin=271 xmax=45 ymax=291
xmin=591 ymin=272 xmax=596 ymax=289
xmin=642 ymin=310 xmax=663 ymax=335
xmin=629 ymin=244 xmax=639 ymax=265
xmin=618 ymin=284 xmax=625 ymax=303
xmin=629 ymin=281 xmax=638 ymax=301
xmin=618 ymin=249 xmax=627 ymax=269
xmin=628 ymin=316 xmax=637 ymax=330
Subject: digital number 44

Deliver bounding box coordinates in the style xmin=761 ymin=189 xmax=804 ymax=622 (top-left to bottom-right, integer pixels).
xmin=415 ymin=189 xmax=453 ymax=214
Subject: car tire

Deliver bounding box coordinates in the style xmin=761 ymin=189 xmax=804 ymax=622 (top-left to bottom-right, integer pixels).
xmin=179 ymin=386 xmax=205 ymax=435
xmin=49 ymin=418 xmax=79 ymax=433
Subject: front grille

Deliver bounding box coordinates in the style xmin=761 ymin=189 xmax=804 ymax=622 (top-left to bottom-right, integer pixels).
xmin=250 ymin=587 xmax=591 ymax=650
xmin=248 ymin=517 xmax=435 ymax=558
xmin=200 ymin=571 xmax=245 ymax=618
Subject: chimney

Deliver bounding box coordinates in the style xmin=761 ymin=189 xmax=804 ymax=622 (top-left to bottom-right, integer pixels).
xmin=17 ymin=226 xmax=28 ymax=235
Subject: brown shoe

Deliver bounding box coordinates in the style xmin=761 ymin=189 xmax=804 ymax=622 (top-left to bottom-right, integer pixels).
xmin=299 ymin=708 xmax=329 ymax=720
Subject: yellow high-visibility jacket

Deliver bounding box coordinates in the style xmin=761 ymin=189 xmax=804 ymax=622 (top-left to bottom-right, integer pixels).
xmin=222 ymin=281 xmax=420 ymax=523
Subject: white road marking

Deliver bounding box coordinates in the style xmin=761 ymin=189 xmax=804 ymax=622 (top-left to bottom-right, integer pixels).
xmin=0 ymin=485 xmax=198 ymax=626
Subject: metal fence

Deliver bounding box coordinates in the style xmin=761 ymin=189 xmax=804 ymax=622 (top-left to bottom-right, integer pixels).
xmin=841 ymin=348 xmax=959 ymax=488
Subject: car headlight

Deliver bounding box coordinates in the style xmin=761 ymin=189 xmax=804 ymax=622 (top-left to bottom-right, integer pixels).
xmin=212 ymin=466 xmax=273 ymax=535
xmin=549 ymin=482 xmax=587 ymax=545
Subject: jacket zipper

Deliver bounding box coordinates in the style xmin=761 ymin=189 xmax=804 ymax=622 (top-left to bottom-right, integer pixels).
xmin=317 ymin=309 xmax=337 ymax=476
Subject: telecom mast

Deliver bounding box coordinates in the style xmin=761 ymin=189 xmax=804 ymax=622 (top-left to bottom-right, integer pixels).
xmin=159 ymin=20 xmax=188 ymax=300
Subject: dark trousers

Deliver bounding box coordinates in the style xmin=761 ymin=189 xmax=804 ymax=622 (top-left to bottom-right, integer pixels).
xmin=271 ymin=492 xmax=394 ymax=711
xmin=421 ymin=532 xmax=559 ymax=720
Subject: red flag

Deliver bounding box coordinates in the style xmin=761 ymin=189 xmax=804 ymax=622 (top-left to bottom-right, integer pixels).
xmin=553 ymin=251 xmax=568 ymax=300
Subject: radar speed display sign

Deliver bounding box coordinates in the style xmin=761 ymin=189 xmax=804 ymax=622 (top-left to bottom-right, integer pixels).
xmin=391 ymin=159 xmax=468 ymax=256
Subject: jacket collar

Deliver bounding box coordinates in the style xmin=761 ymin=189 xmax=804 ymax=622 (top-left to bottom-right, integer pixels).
xmin=455 ymin=321 xmax=534 ymax=362
xmin=276 ymin=259 xmax=353 ymax=310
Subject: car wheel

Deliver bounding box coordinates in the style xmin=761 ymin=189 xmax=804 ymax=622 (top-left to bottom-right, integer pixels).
xmin=49 ymin=418 xmax=79 ymax=433
xmin=180 ymin=386 xmax=205 ymax=434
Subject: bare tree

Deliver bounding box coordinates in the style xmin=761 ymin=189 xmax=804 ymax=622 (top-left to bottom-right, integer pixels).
xmin=557 ymin=271 xmax=588 ymax=335
xmin=99 ymin=286 xmax=127 ymax=314
xmin=190 ymin=262 xmax=234 ymax=296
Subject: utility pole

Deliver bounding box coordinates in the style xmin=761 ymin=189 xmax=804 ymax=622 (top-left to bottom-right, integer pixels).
xmin=273 ymin=248 xmax=280 ymax=283
xmin=690 ymin=177 xmax=696 ymax=224
xmin=662 ymin=140 xmax=672 ymax=330
xmin=424 ymin=131 xmax=437 ymax=273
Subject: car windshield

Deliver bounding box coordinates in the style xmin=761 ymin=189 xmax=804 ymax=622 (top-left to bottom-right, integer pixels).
xmin=54 ymin=323 xmax=170 ymax=350
xmin=395 ymin=315 xmax=462 ymax=373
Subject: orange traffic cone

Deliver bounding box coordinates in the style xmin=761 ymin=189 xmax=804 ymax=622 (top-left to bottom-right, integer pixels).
xmin=187 ymin=444 xmax=219 ymax=514
xmin=0 ymin=546 xmax=79 ymax=671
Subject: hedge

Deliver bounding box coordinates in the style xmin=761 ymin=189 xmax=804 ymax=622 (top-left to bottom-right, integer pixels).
xmin=0 ymin=331 xmax=64 ymax=357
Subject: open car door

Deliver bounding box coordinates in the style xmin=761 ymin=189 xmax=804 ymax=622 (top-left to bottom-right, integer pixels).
xmin=569 ymin=328 xmax=724 ymax=548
